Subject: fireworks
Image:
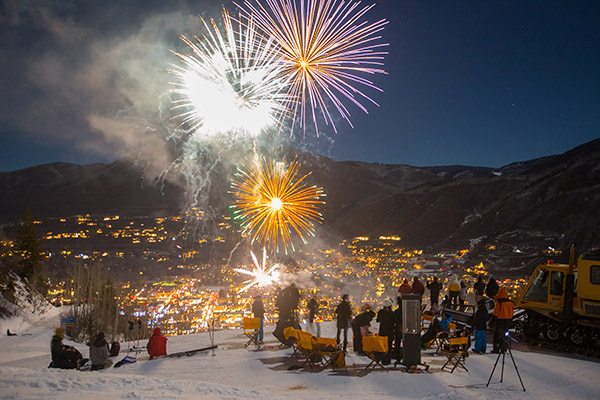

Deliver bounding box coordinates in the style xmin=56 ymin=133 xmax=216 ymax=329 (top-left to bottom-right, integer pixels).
xmin=169 ymin=9 xmax=289 ymax=137
xmin=234 ymin=248 xmax=281 ymax=293
xmin=240 ymin=0 xmax=389 ymax=135
xmin=230 ymin=157 xmax=325 ymax=253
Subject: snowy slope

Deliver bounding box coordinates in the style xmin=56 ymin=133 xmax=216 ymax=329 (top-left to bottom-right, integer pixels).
xmin=1 ymin=313 xmax=599 ymax=400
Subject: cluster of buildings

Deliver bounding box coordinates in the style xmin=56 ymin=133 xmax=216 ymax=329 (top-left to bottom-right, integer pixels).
xmin=2 ymin=213 xmax=533 ymax=336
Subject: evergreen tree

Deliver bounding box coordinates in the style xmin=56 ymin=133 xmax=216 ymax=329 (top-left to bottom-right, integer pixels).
xmin=15 ymin=208 xmax=45 ymax=294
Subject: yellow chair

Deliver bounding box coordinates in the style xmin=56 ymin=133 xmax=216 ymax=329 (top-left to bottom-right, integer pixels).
xmin=283 ymin=326 xmax=300 ymax=357
xmin=441 ymin=336 xmax=469 ymax=373
xmin=243 ymin=317 xmax=261 ymax=348
xmin=314 ymin=337 xmax=345 ymax=370
xmin=362 ymin=335 xmax=389 ymax=372
xmin=296 ymin=330 xmax=321 ymax=369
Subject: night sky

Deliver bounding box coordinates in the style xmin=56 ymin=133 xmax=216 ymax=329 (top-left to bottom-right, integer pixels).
xmin=1 ymin=0 xmax=598 ymax=172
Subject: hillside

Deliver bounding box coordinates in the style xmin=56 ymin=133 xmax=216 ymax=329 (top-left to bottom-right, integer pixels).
xmin=1 ymin=139 xmax=599 ymax=270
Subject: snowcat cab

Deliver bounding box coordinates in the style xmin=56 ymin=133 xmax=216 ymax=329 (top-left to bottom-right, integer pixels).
xmin=516 ymin=247 xmax=600 ymax=352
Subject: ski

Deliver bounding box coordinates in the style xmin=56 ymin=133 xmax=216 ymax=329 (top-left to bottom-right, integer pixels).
xmin=164 ymin=345 xmax=218 ymax=358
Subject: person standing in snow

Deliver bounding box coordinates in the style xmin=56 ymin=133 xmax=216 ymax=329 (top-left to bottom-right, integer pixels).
xmin=89 ymin=331 xmax=112 ymax=369
xmin=307 ymin=297 xmax=321 ymax=337
xmin=50 ymin=327 xmax=84 ymax=369
xmin=426 ymin=276 xmax=441 ymax=307
xmin=458 ymin=280 xmax=468 ymax=311
xmin=377 ymin=299 xmax=397 ymax=364
xmin=486 ymin=277 xmax=499 ymax=299
xmin=352 ymin=307 xmax=375 ymax=355
xmin=448 ymin=275 xmax=461 ymax=309
xmin=412 ymin=277 xmax=425 ymax=296
xmin=252 ymin=295 xmax=265 ymax=344
xmin=473 ymin=299 xmax=489 ymax=354
xmin=335 ymin=294 xmax=352 ymax=353
xmin=473 ymin=275 xmax=486 ymax=303
xmin=491 ymin=288 xmax=514 ymax=353
xmin=147 ymin=327 xmax=167 ymax=359
xmin=398 ymin=279 xmax=412 ymax=297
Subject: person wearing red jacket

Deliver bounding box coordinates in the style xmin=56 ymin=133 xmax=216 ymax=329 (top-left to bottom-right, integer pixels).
xmin=398 ymin=279 xmax=412 ymax=296
xmin=411 ymin=277 xmax=425 ymax=296
xmin=147 ymin=327 xmax=167 ymax=359
xmin=491 ymin=288 xmax=514 ymax=353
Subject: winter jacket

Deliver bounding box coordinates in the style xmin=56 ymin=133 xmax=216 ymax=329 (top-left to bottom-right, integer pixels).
xmin=412 ymin=279 xmax=425 ymax=296
xmin=473 ymin=306 xmax=489 ymax=331
xmin=486 ymin=279 xmax=499 ymax=298
xmin=89 ymin=333 xmax=110 ymax=367
xmin=398 ymin=282 xmax=412 ymax=296
xmin=448 ymin=276 xmax=460 ymax=292
xmin=473 ymin=279 xmax=485 ymax=296
xmin=335 ymin=300 xmax=352 ymax=328
xmin=353 ymin=310 xmax=375 ymax=327
xmin=252 ymin=298 xmax=265 ymax=318
xmin=376 ymin=307 xmax=397 ymax=337
xmin=147 ymin=327 xmax=167 ymax=358
xmin=426 ymin=280 xmax=441 ymax=298
xmin=493 ymin=289 xmax=514 ymax=320
xmin=308 ymin=298 xmax=319 ymax=323
xmin=459 ymin=281 xmax=467 ymax=299
xmin=51 ymin=335 xmax=80 ymax=369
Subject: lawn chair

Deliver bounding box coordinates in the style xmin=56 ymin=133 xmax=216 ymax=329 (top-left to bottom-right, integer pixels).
xmin=296 ymin=330 xmax=321 ymax=369
xmin=283 ymin=326 xmax=300 ymax=358
xmin=243 ymin=317 xmax=261 ymax=349
xmin=313 ymin=336 xmax=346 ymax=370
xmin=435 ymin=322 xmax=457 ymax=354
xmin=441 ymin=336 xmax=469 ymax=373
xmin=362 ymin=335 xmax=389 ymax=372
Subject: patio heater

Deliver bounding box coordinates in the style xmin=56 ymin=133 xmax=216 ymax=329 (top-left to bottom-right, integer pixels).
xmin=402 ymin=294 xmax=422 ymax=367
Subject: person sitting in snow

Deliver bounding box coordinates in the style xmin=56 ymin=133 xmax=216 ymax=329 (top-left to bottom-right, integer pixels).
xmin=147 ymin=327 xmax=168 ymax=359
xmin=89 ymin=331 xmax=113 ymax=369
xmin=50 ymin=327 xmax=84 ymax=369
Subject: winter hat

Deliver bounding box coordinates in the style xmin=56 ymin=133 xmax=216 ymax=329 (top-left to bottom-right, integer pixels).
xmin=55 ymin=327 xmax=64 ymax=338
xmin=383 ymin=299 xmax=392 ymax=308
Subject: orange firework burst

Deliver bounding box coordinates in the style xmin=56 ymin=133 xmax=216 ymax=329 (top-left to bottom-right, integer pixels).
xmin=230 ymin=157 xmax=325 ymax=253
xmin=240 ymin=0 xmax=389 ymax=135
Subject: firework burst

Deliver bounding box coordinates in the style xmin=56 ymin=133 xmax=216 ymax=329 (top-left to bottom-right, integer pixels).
xmin=240 ymin=0 xmax=389 ymax=135
xmin=234 ymin=248 xmax=281 ymax=293
xmin=169 ymin=9 xmax=290 ymax=137
xmin=230 ymin=157 xmax=325 ymax=253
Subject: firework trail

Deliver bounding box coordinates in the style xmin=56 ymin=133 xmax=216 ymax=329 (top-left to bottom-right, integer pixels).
xmin=169 ymin=8 xmax=290 ymax=138
xmin=240 ymin=0 xmax=389 ymax=136
xmin=234 ymin=248 xmax=281 ymax=293
xmin=230 ymin=156 xmax=325 ymax=253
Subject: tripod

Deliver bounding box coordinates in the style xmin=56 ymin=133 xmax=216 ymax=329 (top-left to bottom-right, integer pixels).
xmin=486 ymin=332 xmax=526 ymax=391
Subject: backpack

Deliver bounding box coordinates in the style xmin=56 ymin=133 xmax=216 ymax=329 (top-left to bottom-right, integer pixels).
xmin=109 ymin=342 xmax=120 ymax=357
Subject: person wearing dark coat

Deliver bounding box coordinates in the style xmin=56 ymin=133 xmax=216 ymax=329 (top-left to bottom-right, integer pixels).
xmin=376 ymin=299 xmax=397 ymax=364
xmin=307 ymin=297 xmax=321 ymax=337
xmin=411 ymin=277 xmax=425 ymax=296
xmin=352 ymin=308 xmax=375 ymax=354
xmin=335 ymin=294 xmax=352 ymax=352
xmin=252 ymin=295 xmax=265 ymax=343
xmin=89 ymin=331 xmax=112 ymax=369
xmin=426 ymin=277 xmax=441 ymax=306
xmin=50 ymin=327 xmax=84 ymax=369
xmin=486 ymin=277 xmax=499 ymax=299
xmin=147 ymin=327 xmax=168 ymax=359
xmin=473 ymin=300 xmax=489 ymax=354
xmin=473 ymin=276 xmax=486 ymax=302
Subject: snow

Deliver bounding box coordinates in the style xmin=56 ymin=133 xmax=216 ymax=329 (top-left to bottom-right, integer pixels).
xmin=1 ymin=312 xmax=599 ymax=400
